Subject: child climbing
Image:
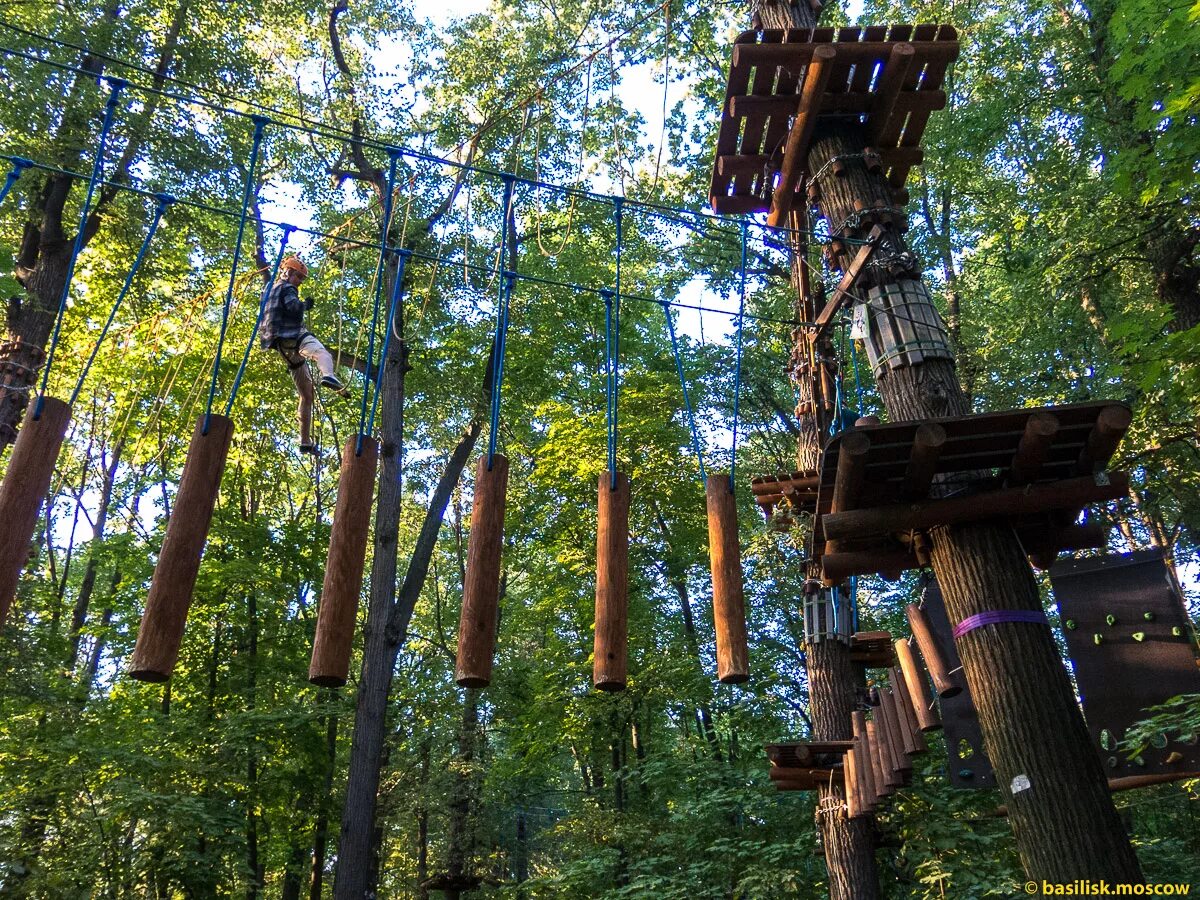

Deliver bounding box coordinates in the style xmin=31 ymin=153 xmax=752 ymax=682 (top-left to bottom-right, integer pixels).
xmin=260 ymin=256 xmax=347 ymax=454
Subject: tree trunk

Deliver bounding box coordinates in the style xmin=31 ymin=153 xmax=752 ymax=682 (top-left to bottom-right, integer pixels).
xmin=309 ymin=712 xmax=338 ymax=900
xmin=807 ymin=119 xmax=1143 ymax=882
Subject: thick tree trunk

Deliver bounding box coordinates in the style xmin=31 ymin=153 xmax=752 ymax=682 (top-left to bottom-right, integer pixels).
xmin=808 ymin=121 xmax=1143 ymax=882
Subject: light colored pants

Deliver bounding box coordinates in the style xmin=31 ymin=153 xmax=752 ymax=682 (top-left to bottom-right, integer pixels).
xmin=278 ymin=333 xmax=335 ymax=445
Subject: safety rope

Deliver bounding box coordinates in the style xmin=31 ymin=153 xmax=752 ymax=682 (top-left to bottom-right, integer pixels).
xmin=35 ymin=78 xmax=126 ymax=419
xmin=728 ymin=221 xmax=747 ymax=492
xmin=663 ymin=304 xmax=706 ymax=484
xmin=224 ymin=223 xmax=295 ymax=417
xmin=367 ymin=248 xmax=411 ymax=441
xmin=202 ymin=113 xmax=268 ymax=435
xmin=487 ymin=176 xmax=516 ymax=469
xmin=356 ymin=148 xmax=402 ymax=456
xmin=603 ymin=196 xmax=624 ymax=490
xmin=69 ymin=191 xmax=173 ymax=407
xmin=850 ymin=333 xmax=864 ymax=417
xmin=0 ymin=156 xmax=31 ymax=206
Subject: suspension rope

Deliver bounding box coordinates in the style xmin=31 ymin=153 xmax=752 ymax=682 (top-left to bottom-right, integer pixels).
xmin=602 ymin=288 xmax=618 ymax=489
xmin=69 ymin=191 xmax=172 ymax=407
xmin=202 ymin=114 xmax=268 ymax=434
xmin=728 ymin=221 xmax=748 ymax=492
xmin=356 ymin=149 xmax=402 ymax=455
xmin=35 ymin=77 xmax=126 ymax=419
xmin=367 ymin=248 xmax=411 ymax=442
xmin=0 ymin=156 xmax=31 ymax=206
xmin=224 ymin=223 xmax=295 ymax=417
xmin=663 ymin=304 xmax=706 ymax=484
xmin=487 ymin=176 xmax=516 ymax=468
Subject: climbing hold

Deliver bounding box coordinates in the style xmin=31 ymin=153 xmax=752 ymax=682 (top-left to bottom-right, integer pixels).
xmin=1100 ymin=729 xmax=1115 ymax=751
xmin=1133 ymin=755 xmax=1146 ymax=768
xmin=1064 ymin=619 xmax=1077 ymax=630
xmin=1106 ymin=756 xmax=1118 ymax=768
xmin=1093 ymin=633 xmax=1104 ymax=645
xmin=1150 ymin=733 xmax=1168 ymax=749
xmin=1105 ymin=613 xmax=1117 ymax=626
xmin=1165 ymin=751 xmax=1184 ymax=765
xmin=1132 ymin=631 xmax=1146 ymax=642
xmin=1143 ymin=611 xmax=1155 ymax=621
xmin=1171 ymin=626 xmax=1183 ymax=637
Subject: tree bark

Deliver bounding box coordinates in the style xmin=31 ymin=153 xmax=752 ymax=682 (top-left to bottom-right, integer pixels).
xmin=807 ymin=118 xmax=1143 ymax=882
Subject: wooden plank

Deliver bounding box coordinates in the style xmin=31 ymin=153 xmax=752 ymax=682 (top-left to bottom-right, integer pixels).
xmin=733 ymin=39 xmax=958 ymax=69
xmin=866 ymin=42 xmax=915 ymax=146
xmin=730 ymin=91 xmax=946 ymax=119
xmin=718 ymin=147 xmax=925 ymax=176
xmin=766 ymin=45 xmax=838 ymax=227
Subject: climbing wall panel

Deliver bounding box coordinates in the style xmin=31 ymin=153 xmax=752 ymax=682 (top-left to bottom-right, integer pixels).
xmin=1050 ymin=551 xmax=1200 ymax=779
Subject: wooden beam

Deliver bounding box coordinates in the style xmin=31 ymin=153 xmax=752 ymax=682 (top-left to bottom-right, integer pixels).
xmin=809 ymin=225 xmax=884 ymax=338
xmin=894 ymin=638 xmax=940 ymax=731
xmin=729 ymin=92 xmax=946 ymax=119
xmin=820 ymin=472 xmax=1131 ymax=542
xmin=867 ymin=43 xmax=915 ymax=146
xmin=733 ymin=39 xmax=959 ymax=69
xmin=1077 ymin=404 xmax=1132 ymax=474
xmin=718 ymin=148 xmax=926 ymax=177
xmin=906 ymin=602 xmax=961 ymax=699
xmin=709 ymin=194 xmax=767 ymax=215
xmin=822 ymin=548 xmax=915 ymax=584
xmin=766 ymin=45 xmax=837 ymax=228
xmin=1009 ymin=411 xmax=1059 ymax=485
xmin=900 ymin=422 xmax=946 ymax=499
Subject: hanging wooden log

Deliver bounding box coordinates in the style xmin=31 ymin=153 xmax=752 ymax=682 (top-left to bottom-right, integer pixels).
xmin=852 ymin=710 xmax=878 ymax=808
xmin=129 ymin=414 xmax=234 ymax=681
xmin=453 ymin=454 xmax=509 ymax=689
xmin=867 ymin=718 xmax=899 ymax=791
xmin=876 ymin=689 xmax=912 ymax=772
xmin=844 ymin=748 xmax=863 ymax=818
xmin=906 ymin=602 xmax=962 ymax=698
xmin=889 ymin=671 xmax=927 ymax=755
xmin=894 ymin=638 xmax=941 ymax=731
xmin=308 ymin=436 xmax=380 ymax=687
xmin=0 ymin=397 xmax=72 ymax=628
xmin=707 ymin=473 xmax=749 ymax=684
xmin=594 ymin=470 xmax=630 ymax=691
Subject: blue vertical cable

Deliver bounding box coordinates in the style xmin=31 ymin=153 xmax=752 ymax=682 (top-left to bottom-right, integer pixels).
xmin=224 ymin=222 xmax=294 ymax=416
xmin=70 ymin=192 xmax=172 ymax=407
xmin=36 ymin=78 xmax=126 ymax=419
xmin=367 ymin=248 xmax=411 ymax=440
xmin=0 ymin=157 xmax=31 ymax=207
xmin=202 ymin=113 xmax=268 ymax=434
xmin=356 ymin=148 xmax=402 ymax=456
xmin=664 ymin=304 xmax=706 ymax=484
xmin=607 ymin=197 xmax=624 ymax=491
xmin=486 ymin=176 xmax=515 ymax=469
xmin=728 ymin=220 xmax=748 ymax=492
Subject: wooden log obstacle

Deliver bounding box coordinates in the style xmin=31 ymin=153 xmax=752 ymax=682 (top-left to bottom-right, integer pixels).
xmin=708 ymin=25 xmax=960 ymax=221
xmin=455 ymin=455 xmax=509 ymax=688
xmin=130 ymin=415 xmax=234 ymax=681
xmin=707 ymin=473 xmax=749 ymax=684
xmin=593 ymin=471 xmax=630 ymax=691
xmin=309 ymin=436 xmax=380 ymax=687
xmin=0 ymin=396 xmax=71 ymax=629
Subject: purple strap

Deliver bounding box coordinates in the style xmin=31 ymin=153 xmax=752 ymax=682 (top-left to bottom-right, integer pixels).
xmin=953 ymin=609 xmax=1048 ymax=639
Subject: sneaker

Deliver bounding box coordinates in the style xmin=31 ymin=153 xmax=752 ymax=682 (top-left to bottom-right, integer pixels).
xmin=320 ymin=374 xmax=347 ymax=395
xmin=299 ymin=443 xmax=318 ymax=455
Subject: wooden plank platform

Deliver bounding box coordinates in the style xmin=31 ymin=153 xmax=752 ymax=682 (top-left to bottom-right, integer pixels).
xmin=767 ymin=740 xmax=854 ymax=768
xmin=810 ymin=401 xmax=1132 ymax=584
xmin=849 ymin=631 xmax=895 ymax=667
xmin=750 ymin=469 xmax=819 ymax=517
xmin=708 ymin=24 xmax=959 ymax=221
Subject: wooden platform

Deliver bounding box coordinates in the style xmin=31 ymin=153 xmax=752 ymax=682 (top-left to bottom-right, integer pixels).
xmin=708 ymin=24 xmax=959 ymax=223
xmin=750 ymin=469 xmax=819 ymax=518
xmin=811 ymin=401 xmax=1132 ymax=584
xmin=849 ymin=631 xmax=895 ymax=667
xmin=767 ymin=740 xmax=853 ymax=791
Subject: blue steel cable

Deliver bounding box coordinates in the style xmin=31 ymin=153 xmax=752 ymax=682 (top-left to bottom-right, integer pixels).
xmin=202 ymin=113 xmax=268 ymax=434
xmin=663 ymin=305 xmax=706 ymax=484
xmin=35 ymin=78 xmax=125 ymax=419
xmin=69 ymin=191 xmax=172 ymax=407
xmin=486 ymin=176 xmax=515 ymax=469
xmin=223 ymin=223 xmax=295 ymax=417
xmin=602 ymin=288 xmax=617 ymax=488
xmin=0 ymin=156 xmax=31 ymax=206
xmin=606 ymin=198 xmax=624 ymax=491
xmin=356 ymin=149 xmax=402 ymax=456
xmin=367 ymin=248 xmax=411 ymax=442
xmin=728 ymin=221 xmax=748 ymax=492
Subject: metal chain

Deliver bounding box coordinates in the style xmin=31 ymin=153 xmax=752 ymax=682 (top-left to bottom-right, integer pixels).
xmin=807 ymin=152 xmax=866 ymax=188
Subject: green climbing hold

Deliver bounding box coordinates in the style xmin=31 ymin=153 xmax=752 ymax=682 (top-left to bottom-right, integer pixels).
xmin=1150 ymin=733 xmax=1169 ymax=750
xmin=1094 ymin=633 xmax=1104 ymax=645
xmin=1106 ymin=613 xmax=1118 ymax=626
xmin=1172 ymin=626 xmax=1183 ymax=637
xmin=1134 ymin=755 xmax=1146 ymax=768
xmin=1065 ymin=619 xmax=1077 ymax=630
xmin=1100 ymin=729 xmax=1116 ymax=751
xmin=1132 ymin=631 xmax=1146 ymax=642
xmin=1143 ymin=611 xmax=1155 ymax=621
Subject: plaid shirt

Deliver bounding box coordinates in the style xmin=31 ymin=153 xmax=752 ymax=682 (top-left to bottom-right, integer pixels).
xmin=259 ymin=281 xmax=310 ymax=348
